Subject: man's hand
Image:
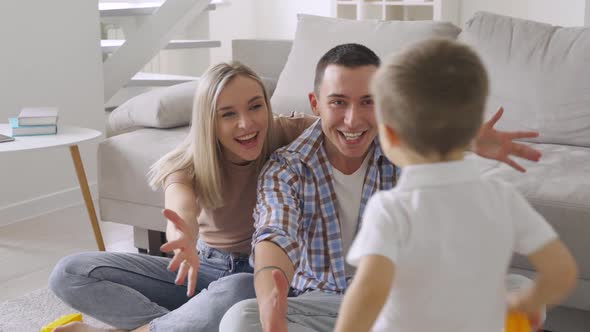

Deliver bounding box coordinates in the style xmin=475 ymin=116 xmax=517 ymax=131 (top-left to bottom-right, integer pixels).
xmin=259 ymin=269 xmax=289 ymax=332
xmin=471 ymin=107 xmax=541 ymax=172
xmin=160 ymin=209 xmax=200 ymax=297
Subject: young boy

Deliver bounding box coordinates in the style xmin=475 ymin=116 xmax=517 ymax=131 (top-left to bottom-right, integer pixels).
xmin=334 ymin=39 xmax=578 ymax=332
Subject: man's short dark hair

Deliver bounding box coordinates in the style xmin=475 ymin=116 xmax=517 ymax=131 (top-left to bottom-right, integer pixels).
xmin=314 ymin=43 xmax=381 ymax=95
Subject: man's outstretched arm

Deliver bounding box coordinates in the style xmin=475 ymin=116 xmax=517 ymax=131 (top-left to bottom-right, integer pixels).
xmin=254 ymin=241 xmax=294 ymax=332
xmin=251 ymin=155 xmax=304 ymax=332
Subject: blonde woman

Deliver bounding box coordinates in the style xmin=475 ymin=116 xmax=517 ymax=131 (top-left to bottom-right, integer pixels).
xmin=49 ymin=62 xmax=315 ymax=332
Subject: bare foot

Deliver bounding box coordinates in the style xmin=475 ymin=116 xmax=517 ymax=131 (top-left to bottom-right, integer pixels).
xmin=52 ymin=321 xmax=125 ymax=332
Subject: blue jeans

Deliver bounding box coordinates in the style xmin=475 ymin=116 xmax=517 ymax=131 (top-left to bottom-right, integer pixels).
xmin=49 ymin=241 xmax=255 ymax=331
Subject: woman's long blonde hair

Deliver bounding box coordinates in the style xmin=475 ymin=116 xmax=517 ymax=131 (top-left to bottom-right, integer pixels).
xmin=148 ymin=62 xmax=274 ymax=209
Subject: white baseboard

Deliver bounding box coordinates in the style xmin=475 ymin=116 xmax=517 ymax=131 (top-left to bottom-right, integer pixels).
xmin=0 ymin=183 xmax=98 ymax=227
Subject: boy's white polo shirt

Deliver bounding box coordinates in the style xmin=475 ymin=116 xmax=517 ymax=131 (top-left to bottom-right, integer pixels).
xmin=348 ymin=159 xmax=557 ymax=332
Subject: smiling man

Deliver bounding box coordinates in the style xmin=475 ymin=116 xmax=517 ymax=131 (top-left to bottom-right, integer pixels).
xmin=229 ymin=44 xmax=396 ymax=332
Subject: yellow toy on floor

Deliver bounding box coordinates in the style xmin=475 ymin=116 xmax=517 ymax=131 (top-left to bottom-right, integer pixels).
xmin=504 ymin=311 xmax=532 ymax=332
xmin=41 ymin=313 xmax=83 ymax=332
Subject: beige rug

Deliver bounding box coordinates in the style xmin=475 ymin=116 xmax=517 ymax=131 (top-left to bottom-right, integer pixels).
xmin=0 ymin=288 xmax=111 ymax=332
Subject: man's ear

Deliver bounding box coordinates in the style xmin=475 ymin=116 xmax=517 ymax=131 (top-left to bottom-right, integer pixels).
xmin=308 ymin=92 xmax=320 ymax=116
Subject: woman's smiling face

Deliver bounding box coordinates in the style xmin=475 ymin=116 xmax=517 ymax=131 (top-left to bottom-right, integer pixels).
xmin=215 ymin=75 xmax=269 ymax=164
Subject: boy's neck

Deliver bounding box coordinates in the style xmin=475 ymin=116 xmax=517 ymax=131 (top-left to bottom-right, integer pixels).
xmin=396 ymin=147 xmax=466 ymax=168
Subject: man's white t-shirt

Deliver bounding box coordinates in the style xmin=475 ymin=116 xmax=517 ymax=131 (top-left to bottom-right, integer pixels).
xmin=331 ymin=152 xmax=371 ymax=277
xmin=347 ymin=160 xmax=557 ymax=332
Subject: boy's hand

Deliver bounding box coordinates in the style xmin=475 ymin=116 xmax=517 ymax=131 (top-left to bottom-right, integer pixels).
xmin=507 ymin=292 xmax=543 ymax=330
xmin=471 ymin=107 xmax=541 ymax=172
xmin=259 ymin=269 xmax=289 ymax=332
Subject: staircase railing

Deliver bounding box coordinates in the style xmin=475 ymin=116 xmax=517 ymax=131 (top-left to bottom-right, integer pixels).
xmin=102 ymin=0 xmax=210 ymax=101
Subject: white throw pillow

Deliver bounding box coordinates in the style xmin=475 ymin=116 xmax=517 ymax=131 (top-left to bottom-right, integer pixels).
xmin=108 ymin=80 xmax=198 ymax=137
xmin=460 ymin=12 xmax=590 ymax=147
xmin=271 ymin=14 xmax=461 ymax=115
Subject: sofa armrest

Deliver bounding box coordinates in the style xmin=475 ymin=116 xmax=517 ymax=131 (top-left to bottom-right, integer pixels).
xmin=232 ymin=39 xmax=293 ymax=86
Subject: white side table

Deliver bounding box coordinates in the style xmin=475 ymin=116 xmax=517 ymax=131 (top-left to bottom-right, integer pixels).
xmin=0 ymin=124 xmax=105 ymax=251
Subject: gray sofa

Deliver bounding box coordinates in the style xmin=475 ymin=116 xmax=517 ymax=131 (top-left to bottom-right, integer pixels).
xmin=98 ymin=12 xmax=590 ymax=324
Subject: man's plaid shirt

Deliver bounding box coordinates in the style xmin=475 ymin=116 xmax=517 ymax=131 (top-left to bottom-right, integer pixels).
xmin=252 ymin=119 xmax=398 ymax=294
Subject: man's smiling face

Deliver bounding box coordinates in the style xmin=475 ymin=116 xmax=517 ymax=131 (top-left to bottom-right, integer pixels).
xmin=310 ymin=64 xmax=378 ymax=172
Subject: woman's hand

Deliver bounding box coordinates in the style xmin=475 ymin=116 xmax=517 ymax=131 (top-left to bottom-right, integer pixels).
xmin=160 ymin=208 xmax=200 ymax=297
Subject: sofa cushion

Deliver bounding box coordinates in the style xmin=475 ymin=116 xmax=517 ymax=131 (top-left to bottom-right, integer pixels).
xmin=271 ymin=14 xmax=461 ymax=115
xmin=98 ymin=126 xmax=189 ymax=230
xmin=467 ymin=143 xmax=590 ymax=281
xmin=460 ymin=12 xmax=590 ymax=147
xmin=108 ymin=81 xmax=198 ymax=136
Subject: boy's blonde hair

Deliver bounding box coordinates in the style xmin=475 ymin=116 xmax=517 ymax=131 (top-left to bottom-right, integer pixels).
xmin=148 ymin=62 xmax=274 ymax=209
xmin=372 ymin=38 xmax=489 ymax=157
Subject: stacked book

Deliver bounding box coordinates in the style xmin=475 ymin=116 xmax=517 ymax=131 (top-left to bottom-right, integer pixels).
xmin=9 ymin=107 xmax=58 ymax=136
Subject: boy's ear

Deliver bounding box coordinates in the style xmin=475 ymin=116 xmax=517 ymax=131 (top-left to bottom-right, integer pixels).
xmin=382 ymin=124 xmax=400 ymax=146
xmin=308 ymin=92 xmax=320 ymax=116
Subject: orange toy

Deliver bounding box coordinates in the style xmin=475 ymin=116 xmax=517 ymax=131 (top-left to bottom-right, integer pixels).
xmin=504 ymin=311 xmax=531 ymax=332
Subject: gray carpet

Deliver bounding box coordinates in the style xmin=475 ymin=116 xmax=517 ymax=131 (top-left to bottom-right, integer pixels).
xmin=543 ymin=306 xmax=590 ymax=332
xmin=0 ymin=288 xmax=111 ymax=332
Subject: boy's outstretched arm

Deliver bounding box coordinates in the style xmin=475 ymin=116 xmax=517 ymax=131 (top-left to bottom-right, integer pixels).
xmin=335 ymin=255 xmax=395 ymax=332
xmin=509 ymin=239 xmax=578 ymax=314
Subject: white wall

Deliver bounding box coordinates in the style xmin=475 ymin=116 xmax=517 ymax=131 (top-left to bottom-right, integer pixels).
xmin=460 ymin=0 xmax=587 ymax=27
xmin=0 ymin=1 xmax=104 ymax=225
xmin=209 ymin=0 xmax=331 ymax=64
xmin=253 ymin=0 xmax=332 ymax=39
xmin=210 ymin=0 xmax=256 ymax=63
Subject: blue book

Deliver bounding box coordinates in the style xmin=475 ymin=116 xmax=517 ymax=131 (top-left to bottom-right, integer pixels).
xmin=8 ymin=118 xmax=57 ymax=136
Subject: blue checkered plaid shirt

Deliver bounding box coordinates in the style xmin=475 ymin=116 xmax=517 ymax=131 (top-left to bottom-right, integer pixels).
xmin=252 ymin=119 xmax=398 ymax=294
